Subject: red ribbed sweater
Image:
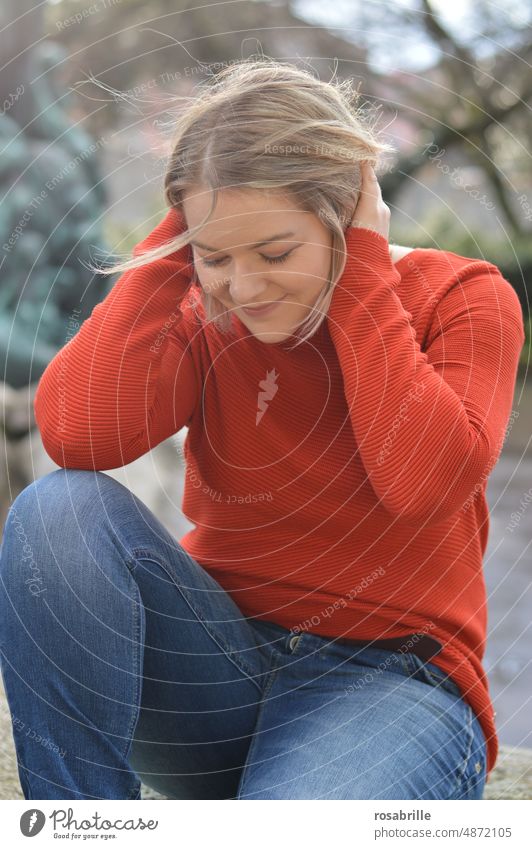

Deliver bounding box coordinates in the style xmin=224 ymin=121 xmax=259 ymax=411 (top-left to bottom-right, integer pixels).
xmin=34 ymin=208 xmax=525 ymax=776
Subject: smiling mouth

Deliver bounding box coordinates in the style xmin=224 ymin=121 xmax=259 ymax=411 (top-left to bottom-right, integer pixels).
xmin=240 ymin=295 xmax=288 ymax=317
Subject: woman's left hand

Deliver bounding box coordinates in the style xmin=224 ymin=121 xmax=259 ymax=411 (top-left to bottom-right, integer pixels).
xmin=348 ymin=161 xmax=391 ymax=242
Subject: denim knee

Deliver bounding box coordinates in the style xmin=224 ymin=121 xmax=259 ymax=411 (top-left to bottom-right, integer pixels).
xmin=0 ymin=469 xmax=119 ymax=590
xmin=0 ymin=469 xmax=139 ymax=650
xmin=4 ymin=469 xmax=118 ymax=535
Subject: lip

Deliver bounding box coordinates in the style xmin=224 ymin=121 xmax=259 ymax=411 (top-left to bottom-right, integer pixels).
xmin=240 ymin=295 xmax=288 ymax=317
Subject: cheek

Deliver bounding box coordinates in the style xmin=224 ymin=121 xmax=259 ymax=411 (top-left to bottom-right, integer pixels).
xmin=287 ymin=263 xmax=329 ymax=302
xmin=295 ymin=248 xmax=331 ymax=282
xmin=196 ymin=268 xmax=227 ymax=298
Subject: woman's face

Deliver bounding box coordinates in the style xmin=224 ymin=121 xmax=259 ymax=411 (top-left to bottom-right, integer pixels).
xmin=181 ymin=187 xmax=334 ymax=344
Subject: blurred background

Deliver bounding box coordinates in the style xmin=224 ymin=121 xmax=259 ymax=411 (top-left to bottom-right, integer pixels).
xmin=0 ymin=0 xmax=530 ymax=797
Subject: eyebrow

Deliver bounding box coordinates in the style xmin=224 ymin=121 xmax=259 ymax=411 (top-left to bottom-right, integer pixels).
xmin=190 ymin=231 xmax=297 ymax=252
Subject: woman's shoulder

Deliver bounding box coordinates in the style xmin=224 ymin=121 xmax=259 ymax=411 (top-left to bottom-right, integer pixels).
xmin=405 ymin=248 xmax=524 ymax=340
xmin=392 ymin=242 xmax=503 ymax=273
xmin=390 ymin=242 xmax=481 ymax=269
xmin=393 ymin=243 xmax=508 ymax=286
xmin=389 ymin=243 xmax=417 ymax=265
xmin=392 ymin=244 xmax=523 ymax=330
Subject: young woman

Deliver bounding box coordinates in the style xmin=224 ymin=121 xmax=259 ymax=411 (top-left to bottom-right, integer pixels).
xmin=0 ymin=60 xmax=525 ymax=800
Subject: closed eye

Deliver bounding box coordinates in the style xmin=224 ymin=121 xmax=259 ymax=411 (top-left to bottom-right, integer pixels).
xmin=200 ymin=249 xmax=295 ymax=268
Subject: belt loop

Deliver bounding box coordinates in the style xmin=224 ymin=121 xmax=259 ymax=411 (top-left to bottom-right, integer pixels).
xmin=400 ymin=650 xmax=421 ymax=676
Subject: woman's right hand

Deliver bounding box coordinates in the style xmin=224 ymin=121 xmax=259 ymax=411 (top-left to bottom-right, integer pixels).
xmin=133 ymin=206 xmax=195 ymax=283
xmin=348 ymin=162 xmax=391 ymax=243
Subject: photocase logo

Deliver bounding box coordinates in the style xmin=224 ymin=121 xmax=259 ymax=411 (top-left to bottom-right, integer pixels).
xmin=256 ymin=368 xmax=279 ymax=425
xmin=20 ymin=809 xmax=46 ymax=836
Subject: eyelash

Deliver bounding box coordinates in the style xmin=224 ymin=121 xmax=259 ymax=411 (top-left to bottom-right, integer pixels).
xmin=200 ymin=250 xmax=294 ymax=268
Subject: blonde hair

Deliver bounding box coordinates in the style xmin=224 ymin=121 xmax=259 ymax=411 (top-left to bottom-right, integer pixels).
xmin=96 ymin=57 xmax=395 ymax=348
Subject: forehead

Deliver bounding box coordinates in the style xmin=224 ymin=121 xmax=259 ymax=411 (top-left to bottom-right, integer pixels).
xmin=183 ymin=186 xmax=295 ymax=218
xmin=182 ymin=187 xmax=307 ymax=249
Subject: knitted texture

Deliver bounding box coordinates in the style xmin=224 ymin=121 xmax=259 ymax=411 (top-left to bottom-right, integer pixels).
xmin=34 ymin=208 xmax=526 ymax=776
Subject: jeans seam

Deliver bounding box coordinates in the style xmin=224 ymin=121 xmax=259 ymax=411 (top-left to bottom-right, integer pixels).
xmin=396 ymin=653 xmax=478 ymax=799
xmin=121 ymin=568 xmax=144 ymax=800
xmin=462 ymin=707 xmax=486 ymax=799
xmin=128 ymin=549 xmax=264 ymax=696
xmin=236 ymin=665 xmax=279 ymax=799
xmin=447 ymin=704 xmax=476 ymax=799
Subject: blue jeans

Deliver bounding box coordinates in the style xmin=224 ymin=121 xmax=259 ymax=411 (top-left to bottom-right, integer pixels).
xmin=0 ymin=469 xmax=487 ymax=800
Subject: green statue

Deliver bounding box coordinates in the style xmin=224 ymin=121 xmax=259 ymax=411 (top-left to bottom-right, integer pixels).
xmin=0 ymin=1 xmax=112 ymax=391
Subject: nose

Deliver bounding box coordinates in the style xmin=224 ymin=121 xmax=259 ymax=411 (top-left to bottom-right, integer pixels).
xmin=228 ymin=270 xmax=270 ymax=305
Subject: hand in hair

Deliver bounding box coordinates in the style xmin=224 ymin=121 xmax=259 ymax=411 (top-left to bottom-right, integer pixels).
xmin=348 ymin=162 xmax=391 ymax=243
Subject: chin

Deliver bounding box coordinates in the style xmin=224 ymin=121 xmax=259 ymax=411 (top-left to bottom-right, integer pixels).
xmin=248 ymin=328 xmax=294 ymax=344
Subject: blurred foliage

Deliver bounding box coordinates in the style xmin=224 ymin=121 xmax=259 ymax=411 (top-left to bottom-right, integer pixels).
xmin=103 ymin=195 xmax=166 ymax=257
xmin=521 ymin=315 xmax=531 ymax=369
xmin=0 ymin=1 xmax=112 ymax=388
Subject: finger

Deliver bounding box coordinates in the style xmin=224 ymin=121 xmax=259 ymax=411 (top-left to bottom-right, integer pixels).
xmin=359 ymin=161 xmax=380 ymax=194
xmin=363 ymin=162 xmax=379 ymax=184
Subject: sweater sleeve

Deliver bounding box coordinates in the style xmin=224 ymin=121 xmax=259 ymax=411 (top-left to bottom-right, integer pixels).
xmin=326 ymin=225 xmax=526 ymax=526
xmin=34 ymin=207 xmax=198 ymax=471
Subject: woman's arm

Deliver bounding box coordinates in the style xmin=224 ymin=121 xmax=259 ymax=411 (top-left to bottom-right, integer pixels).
xmin=34 ymin=208 xmax=198 ymax=471
xmin=327 ymin=225 xmax=526 ymax=526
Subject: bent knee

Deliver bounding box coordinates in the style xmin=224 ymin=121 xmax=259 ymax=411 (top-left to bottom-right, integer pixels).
xmin=6 ymin=469 xmax=120 ymax=528
xmin=1 ymin=469 xmax=123 ymax=563
xmin=0 ymin=469 xmax=131 ymax=600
